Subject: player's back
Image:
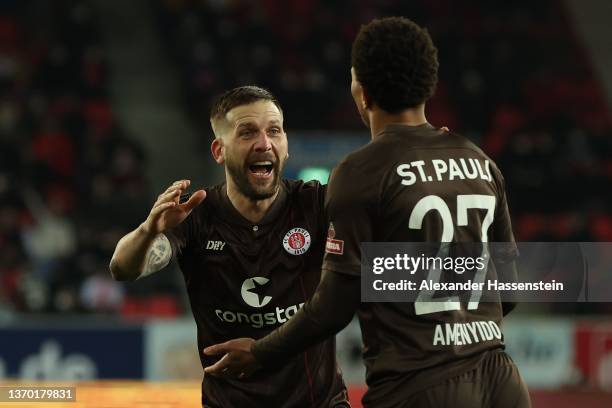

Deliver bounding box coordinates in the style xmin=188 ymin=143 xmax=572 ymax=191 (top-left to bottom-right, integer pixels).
xmin=325 ymin=123 xmax=516 ymax=407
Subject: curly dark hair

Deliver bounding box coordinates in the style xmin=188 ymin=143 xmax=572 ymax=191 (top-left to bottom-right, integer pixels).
xmin=351 ymin=17 xmax=439 ymax=113
xmin=210 ymin=85 xmax=282 ymax=122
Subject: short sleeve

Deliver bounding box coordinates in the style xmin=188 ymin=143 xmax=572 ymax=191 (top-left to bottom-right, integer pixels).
xmin=322 ymin=162 xmax=375 ymax=276
xmin=163 ymin=207 xmax=200 ymax=259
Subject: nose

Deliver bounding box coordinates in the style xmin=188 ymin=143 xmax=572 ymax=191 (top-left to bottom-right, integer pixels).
xmin=253 ymin=131 xmax=272 ymax=152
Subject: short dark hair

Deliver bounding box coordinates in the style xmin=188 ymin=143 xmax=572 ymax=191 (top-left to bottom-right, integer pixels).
xmin=209 ymin=85 xmax=282 ymax=122
xmin=351 ymin=17 xmax=439 ymax=113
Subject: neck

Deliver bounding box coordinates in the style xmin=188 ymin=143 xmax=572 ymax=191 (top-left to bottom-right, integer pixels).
xmin=368 ymin=104 xmax=428 ymax=140
xmin=226 ymin=177 xmax=279 ymax=223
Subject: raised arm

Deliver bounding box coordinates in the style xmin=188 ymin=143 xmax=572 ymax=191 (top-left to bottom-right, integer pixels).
xmin=109 ymin=179 xmax=205 ymax=281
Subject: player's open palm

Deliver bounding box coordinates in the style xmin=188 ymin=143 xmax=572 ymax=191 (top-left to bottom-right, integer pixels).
xmin=144 ymin=179 xmax=206 ymax=234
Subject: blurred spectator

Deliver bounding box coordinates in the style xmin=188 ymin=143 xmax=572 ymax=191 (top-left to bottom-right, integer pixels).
xmin=20 ymin=187 xmax=77 ymax=279
xmin=0 ymin=0 xmax=172 ymax=315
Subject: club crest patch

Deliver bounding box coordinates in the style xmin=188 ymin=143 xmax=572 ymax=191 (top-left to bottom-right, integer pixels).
xmin=283 ymin=227 xmax=311 ymax=255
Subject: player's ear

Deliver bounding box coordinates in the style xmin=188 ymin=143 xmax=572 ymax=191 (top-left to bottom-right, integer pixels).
xmin=361 ymin=87 xmax=373 ymax=110
xmin=211 ymin=137 xmax=225 ymax=164
xmin=351 ymin=67 xmax=371 ymax=110
xmin=285 ymin=133 xmax=289 ymax=159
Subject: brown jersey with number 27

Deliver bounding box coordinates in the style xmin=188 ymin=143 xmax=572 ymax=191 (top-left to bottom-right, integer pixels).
xmin=322 ymin=123 xmax=518 ymax=408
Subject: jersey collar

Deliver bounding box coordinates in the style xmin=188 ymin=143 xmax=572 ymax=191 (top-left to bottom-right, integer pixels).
xmin=218 ymin=180 xmax=289 ymax=227
xmin=378 ymin=122 xmax=436 ymax=138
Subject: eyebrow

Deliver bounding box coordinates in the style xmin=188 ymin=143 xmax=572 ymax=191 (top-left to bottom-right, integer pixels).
xmin=236 ymin=119 xmax=282 ymax=129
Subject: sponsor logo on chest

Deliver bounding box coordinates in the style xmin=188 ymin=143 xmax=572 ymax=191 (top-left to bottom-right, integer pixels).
xmin=282 ymin=227 xmax=311 ymax=255
xmin=214 ymin=277 xmax=305 ymax=328
xmin=206 ymin=240 xmax=226 ymax=251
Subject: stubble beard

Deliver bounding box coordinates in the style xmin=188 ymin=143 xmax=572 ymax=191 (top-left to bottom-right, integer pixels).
xmin=226 ymin=154 xmax=284 ymax=201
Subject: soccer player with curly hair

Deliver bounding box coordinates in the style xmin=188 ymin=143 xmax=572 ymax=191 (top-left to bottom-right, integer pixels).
xmin=205 ymin=17 xmax=531 ymax=408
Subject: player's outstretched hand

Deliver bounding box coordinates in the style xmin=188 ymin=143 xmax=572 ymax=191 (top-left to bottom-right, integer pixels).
xmin=203 ymin=338 xmax=260 ymax=380
xmin=143 ymin=179 xmax=206 ymax=235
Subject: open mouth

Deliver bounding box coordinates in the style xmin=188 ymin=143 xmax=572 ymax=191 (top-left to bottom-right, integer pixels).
xmin=248 ymin=161 xmax=274 ymax=178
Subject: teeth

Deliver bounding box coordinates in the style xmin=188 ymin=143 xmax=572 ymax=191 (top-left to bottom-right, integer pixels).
xmin=252 ymin=161 xmax=273 ymax=166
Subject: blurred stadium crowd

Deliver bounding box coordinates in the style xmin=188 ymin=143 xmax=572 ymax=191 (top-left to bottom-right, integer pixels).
xmin=0 ymin=0 xmax=611 ymax=315
xmin=0 ymin=1 xmax=151 ymax=314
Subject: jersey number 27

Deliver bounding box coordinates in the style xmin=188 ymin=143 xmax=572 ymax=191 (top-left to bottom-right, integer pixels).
xmin=409 ymin=194 xmax=495 ymax=316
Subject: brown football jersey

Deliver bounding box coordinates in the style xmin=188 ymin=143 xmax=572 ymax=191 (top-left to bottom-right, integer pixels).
xmin=322 ymin=123 xmax=518 ymax=408
xmin=165 ymin=180 xmax=347 ymax=408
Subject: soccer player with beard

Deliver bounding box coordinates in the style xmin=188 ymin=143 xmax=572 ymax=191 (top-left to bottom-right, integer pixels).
xmin=110 ymin=86 xmax=349 ymax=407
xmin=204 ymin=18 xmax=531 ymax=408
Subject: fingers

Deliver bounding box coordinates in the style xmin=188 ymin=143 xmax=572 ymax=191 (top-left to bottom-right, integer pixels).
xmin=155 ymin=189 xmax=181 ymax=207
xmin=204 ymin=341 xmax=228 ymax=356
xmin=164 ymin=179 xmax=190 ymax=195
xmin=204 ymin=353 xmax=248 ymax=379
xmin=150 ymin=201 xmax=176 ymax=216
xmin=204 ymin=353 xmax=231 ymax=376
xmin=157 ymin=179 xmax=190 ymax=201
xmin=179 ymin=189 xmax=206 ymax=212
xmin=203 ymin=339 xmax=258 ymax=380
xmin=155 ymin=179 xmax=191 ymax=208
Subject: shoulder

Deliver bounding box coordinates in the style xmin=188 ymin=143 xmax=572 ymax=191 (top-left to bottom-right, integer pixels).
xmin=445 ymin=130 xmax=505 ymax=174
xmin=203 ymin=183 xmax=225 ymax=205
xmin=328 ymin=141 xmax=384 ymax=194
xmin=183 ymin=182 xmax=224 ymax=222
xmin=283 ymin=178 xmax=326 ymax=204
xmin=439 ymin=130 xmax=485 ymax=156
xmin=325 ymin=153 xmax=379 ymax=210
xmin=446 ymin=131 xmax=507 ymax=194
xmin=283 ymin=178 xmax=325 ymax=194
xmin=447 ymin=131 xmax=500 ymax=167
xmin=282 ymin=179 xmax=326 ymax=230
xmin=339 ymin=140 xmax=380 ymax=171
